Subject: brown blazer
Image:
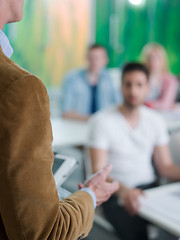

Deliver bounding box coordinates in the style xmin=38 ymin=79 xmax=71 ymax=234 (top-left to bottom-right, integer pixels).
xmin=0 ymin=46 xmax=94 ymax=240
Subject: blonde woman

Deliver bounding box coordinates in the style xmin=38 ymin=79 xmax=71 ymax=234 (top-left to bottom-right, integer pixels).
xmin=142 ymin=43 xmax=178 ymax=110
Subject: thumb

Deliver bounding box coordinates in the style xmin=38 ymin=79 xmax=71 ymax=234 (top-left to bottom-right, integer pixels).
xmin=110 ymin=181 xmax=120 ymax=193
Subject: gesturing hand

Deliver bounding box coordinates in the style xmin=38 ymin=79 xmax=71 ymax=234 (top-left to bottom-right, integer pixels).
xmin=79 ymin=164 xmax=119 ymax=207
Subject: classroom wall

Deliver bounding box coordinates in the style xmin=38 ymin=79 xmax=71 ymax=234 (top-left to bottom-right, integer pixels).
xmin=4 ymin=0 xmax=91 ymax=87
xmin=95 ymin=0 xmax=180 ymax=74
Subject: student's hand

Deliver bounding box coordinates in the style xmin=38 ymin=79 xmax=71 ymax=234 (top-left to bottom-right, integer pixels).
xmin=119 ymin=187 xmax=143 ymax=215
xmin=79 ymin=164 xmax=119 ymax=207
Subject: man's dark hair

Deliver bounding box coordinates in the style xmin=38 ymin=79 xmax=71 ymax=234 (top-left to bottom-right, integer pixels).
xmin=88 ymin=44 xmax=107 ymax=53
xmin=122 ymin=62 xmax=149 ymax=81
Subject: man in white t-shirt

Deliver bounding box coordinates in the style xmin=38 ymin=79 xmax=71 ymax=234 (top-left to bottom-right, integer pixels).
xmin=89 ymin=62 xmax=180 ymax=240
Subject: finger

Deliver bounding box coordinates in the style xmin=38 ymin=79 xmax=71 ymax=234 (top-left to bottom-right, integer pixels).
xmin=132 ymin=200 xmax=140 ymax=210
xmin=124 ymin=203 xmax=135 ymax=216
xmin=136 ymin=188 xmax=144 ymax=196
xmin=131 ymin=193 xmax=141 ymax=208
xmin=98 ymin=181 xmax=119 ymax=195
xmin=100 ymin=164 xmax=112 ymax=180
xmin=83 ymin=170 xmax=103 ymax=186
xmin=130 ymin=193 xmax=141 ymax=212
xmin=128 ymin=203 xmax=138 ymax=216
xmin=96 ymin=193 xmax=112 ymax=205
xmin=95 ymin=184 xmax=119 ymax=205
xmin=133 ymin=189 xmax=143 ymax=201
xmin=109 ymin=181 xmax=119 ymax=193
xmin=96 ymin=200 xmax=104 ymax=207
xmin=143 ymin=192 xmax=147 ymax=198
xmin=83 ymin=164 xmax=113 ymax=187
xmin=125 ymin=196 xmax=139 ymax=215
xmin=78 ymin=183 xmax=84 ymax=189
xmin=141 ymin=190 xmax=146 ymax=196
xmin=91 ymin=164 xmax=113 ymax=185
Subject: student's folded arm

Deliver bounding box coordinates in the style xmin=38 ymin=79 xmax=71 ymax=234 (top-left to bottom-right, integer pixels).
xmin=0 ymin=75 xmax=94 ymax=240
xmin=147 ymin=75 xmax=178 ymax=110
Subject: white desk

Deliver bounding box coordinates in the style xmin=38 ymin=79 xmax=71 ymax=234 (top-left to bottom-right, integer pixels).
xmin=138 ymin=183 xmax=180 ymax=237
xmin=51 ymin=118 xmax=89 ymax=148
xmin=51 ymin=114 xmax=180 ymax=148
xmin=160 ymin=110 xmax=180 ymax=135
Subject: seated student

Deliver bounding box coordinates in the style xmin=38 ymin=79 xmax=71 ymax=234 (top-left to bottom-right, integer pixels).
xmin=61 ymin=44 xmax=120 ymax=121
xmin=88 ymin=62 xmax=180 ymax=240
xmin=142 ymin=43 xmax=178 ymax=110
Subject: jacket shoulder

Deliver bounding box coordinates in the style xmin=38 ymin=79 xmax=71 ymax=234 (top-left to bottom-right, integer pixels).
xmin=0 ymin=53 xmax=34 ymax=97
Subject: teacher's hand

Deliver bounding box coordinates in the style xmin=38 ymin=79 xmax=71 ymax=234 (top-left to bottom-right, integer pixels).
xmin=79 ymin=164 xmax=119 ymax=206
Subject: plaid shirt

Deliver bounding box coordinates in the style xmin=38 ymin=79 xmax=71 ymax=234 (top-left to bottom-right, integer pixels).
xmin=0 ymin=29 xmax=13 ymax=58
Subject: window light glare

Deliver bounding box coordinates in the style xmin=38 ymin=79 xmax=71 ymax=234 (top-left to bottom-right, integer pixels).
xmin=128 ymin=0 xmax=144 ymax=6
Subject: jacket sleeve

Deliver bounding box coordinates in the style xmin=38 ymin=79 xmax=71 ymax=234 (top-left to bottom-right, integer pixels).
xmin=0 ymin=74 xmax=94 ymax=240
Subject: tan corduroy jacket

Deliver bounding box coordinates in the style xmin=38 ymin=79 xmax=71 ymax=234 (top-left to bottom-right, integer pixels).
xmin=0 ymin=46 xmax=94 ymax=240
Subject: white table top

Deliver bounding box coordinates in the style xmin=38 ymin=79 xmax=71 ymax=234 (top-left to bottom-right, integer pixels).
xmin=51 ymin=112 xmax=180 ymax=147
xmin=138 ymin=182 xmax=180 ymax=237
xmin=160 ymin=110 xmax=180 ymax=134
xmin=51 ymin=118 xmax=89 ymax=148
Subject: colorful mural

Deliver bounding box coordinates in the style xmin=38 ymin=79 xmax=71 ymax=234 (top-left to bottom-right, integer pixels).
xmin=4 ymin=0 xmax=90 ymax=87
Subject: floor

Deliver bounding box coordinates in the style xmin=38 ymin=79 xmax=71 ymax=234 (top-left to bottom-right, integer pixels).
xmin=86 ymin=223 xmax=119 ymax=240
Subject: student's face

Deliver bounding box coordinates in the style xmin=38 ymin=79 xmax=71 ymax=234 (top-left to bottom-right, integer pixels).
xmin=6 ymin=0 xmax=24 ymax=23
xmin=122 ymin=71 xmax=149 ymax=108
xmin=146 ymin=50 xmax=164 ymax=73
xmin=87 ymin=48 xmax=108 ymax=72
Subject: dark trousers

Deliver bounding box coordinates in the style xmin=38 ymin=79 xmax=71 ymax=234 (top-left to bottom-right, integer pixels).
xmin=102 ymin=181 xmax=158 ymax=240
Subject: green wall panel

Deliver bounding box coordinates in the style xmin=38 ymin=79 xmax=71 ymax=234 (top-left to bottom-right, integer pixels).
xmin=95 ymin=0 xmax=180 ymax=75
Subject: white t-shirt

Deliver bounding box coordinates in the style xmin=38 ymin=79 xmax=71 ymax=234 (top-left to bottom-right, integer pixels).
xmin=88 ymin=106 xmax=169 ymax=188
